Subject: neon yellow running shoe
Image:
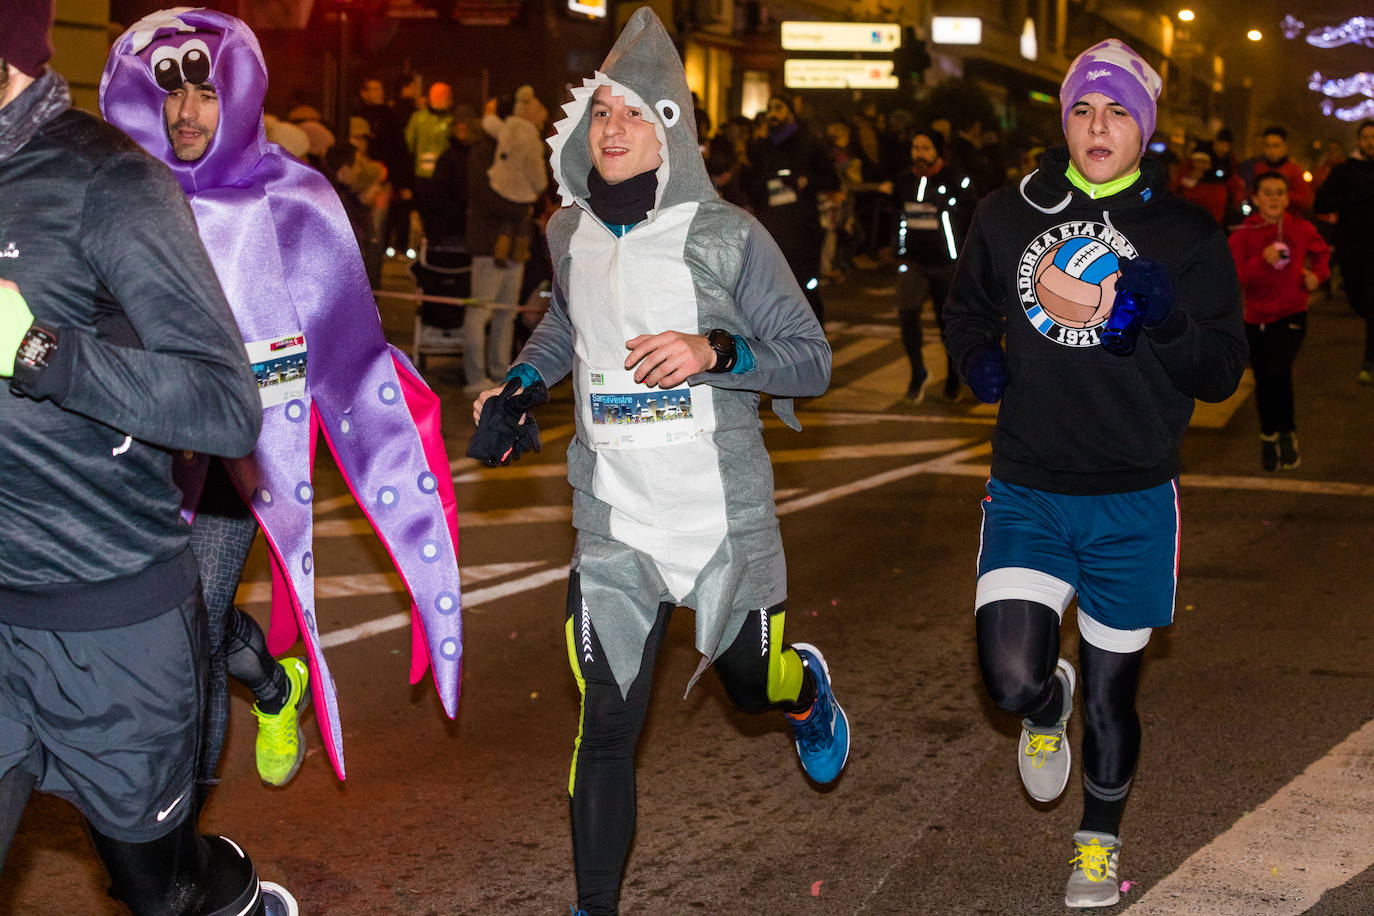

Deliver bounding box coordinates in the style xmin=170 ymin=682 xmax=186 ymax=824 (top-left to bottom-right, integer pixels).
xmin=253 ymin=657 xmax=310 ymax=787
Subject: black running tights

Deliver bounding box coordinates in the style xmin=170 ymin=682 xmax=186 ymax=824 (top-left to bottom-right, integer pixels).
xmin=976 ymin=599 xmax=1145 ymax=834
xmin=565 ymin=572 xmax=808 ymax=915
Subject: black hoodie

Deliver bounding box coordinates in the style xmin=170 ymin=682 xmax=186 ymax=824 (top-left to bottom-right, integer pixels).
xmin=944 ymin=147 xmax=1245 ymax=495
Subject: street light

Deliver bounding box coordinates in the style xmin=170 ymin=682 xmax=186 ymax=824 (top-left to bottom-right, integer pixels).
xmin=1247 ymin=29 xmax=1263 ymax=41
xmin=1178 ymin=9 xmax=1195 ymax=22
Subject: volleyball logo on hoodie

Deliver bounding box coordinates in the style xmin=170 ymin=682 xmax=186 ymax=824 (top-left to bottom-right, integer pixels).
xmin=1019 ymin=220 xmax=1139 ymax=347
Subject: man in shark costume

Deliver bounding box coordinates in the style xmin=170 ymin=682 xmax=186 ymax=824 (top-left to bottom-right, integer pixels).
xmin=471 ymin=10 xmax=850 ymax=913
xmin=100 ymin=8 xmax=464 ymax=784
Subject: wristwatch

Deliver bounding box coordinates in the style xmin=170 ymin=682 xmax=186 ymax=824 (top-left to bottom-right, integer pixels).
xmin=706 ymin=328 xmax=736 ymax=373
xmin=15 ymin=323 xmax=58 ymax=372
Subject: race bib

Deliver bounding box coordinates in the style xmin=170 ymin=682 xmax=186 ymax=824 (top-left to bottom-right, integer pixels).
xmin=586 ymin=367 xmax=701 ymax=449
xmin=245 ymin=333 xmax=306 ymax=408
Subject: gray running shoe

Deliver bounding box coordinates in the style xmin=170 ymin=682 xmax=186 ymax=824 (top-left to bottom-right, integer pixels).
xmin=1064 ymin=830 xmax=1121 ymax=908
xmin=1018 ymin=658 xmax=1075 ymax=802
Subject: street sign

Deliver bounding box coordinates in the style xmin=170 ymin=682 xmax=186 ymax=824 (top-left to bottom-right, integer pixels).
xmin=780 ymin=21 xmax=901 ymax=52
xmin=567 ymin=0 xmax=607 ymax=18
xmin=931 ymin=16 xmax=982 ymax=45
xmin=784 ymin=59 xmax=899 ymax=89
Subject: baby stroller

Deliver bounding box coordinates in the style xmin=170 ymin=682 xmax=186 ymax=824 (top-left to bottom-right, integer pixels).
xmin=408 ymin=238 xmax=471 ymax=371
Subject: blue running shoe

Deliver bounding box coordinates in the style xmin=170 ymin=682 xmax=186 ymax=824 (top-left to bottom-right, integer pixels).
xmin=787 ymin=643 xmax=850 ymax=784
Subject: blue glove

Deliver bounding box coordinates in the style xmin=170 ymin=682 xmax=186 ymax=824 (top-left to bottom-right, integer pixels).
xmin=1100 ymin=258 xmax=1174 ymax=356
xmin=963 ymin=342 xmax=1010 ymax=404
xmin=1117 ymin=257 xmax=1173 ymax=327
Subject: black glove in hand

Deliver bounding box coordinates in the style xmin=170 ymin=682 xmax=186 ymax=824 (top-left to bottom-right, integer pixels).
xmin=466 ymin=379 xmax=550 ymax=467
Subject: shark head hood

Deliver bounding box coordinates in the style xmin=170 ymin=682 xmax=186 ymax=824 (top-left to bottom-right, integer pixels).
xmin=100 ymin=7 xmax=270 ymax=194
xmin=548 ymin=7 xmax=714 ymax=217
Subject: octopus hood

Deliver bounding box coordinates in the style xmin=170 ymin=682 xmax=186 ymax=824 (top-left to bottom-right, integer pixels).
xmin=548 ymin=7 xmax=713 ymax=218
xmin=100 ymin=7 xmax=270 ymax=193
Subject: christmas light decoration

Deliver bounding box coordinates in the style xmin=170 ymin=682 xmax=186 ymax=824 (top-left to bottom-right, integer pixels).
xmin=1321 ymin=98 xmax=1374 ymax=121
xmin=1286 ymin=16 xmax=1374 ymax=118
xmin=1309 ymin=70 xmax=1374 ymax=99
xmin=1303 ymin=16 xmax=1374 ymax=49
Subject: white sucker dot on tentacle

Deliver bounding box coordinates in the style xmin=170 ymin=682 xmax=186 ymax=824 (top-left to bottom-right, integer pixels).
xmin=417 ymin=471 xmax=437 ymax=493
xmin=440 ymin=637 xmax=459 ymax=659
xmin=296 ymin=481 xmax=313 ymax=503
xmin=377 ymin=486 xmax=398 ymax=507
xmin=436 ymin=591 xmax=458 ymax=614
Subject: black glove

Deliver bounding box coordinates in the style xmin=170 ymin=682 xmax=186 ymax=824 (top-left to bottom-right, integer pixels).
xmin=963 ymin=342 xmax=1010 ymax=404
xmin=466 ymin=379 xmax=549 ymax=467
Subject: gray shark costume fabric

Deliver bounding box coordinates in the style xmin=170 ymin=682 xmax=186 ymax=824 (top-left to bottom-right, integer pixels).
xmin=515 ymin=7 xmax=831 ymax=697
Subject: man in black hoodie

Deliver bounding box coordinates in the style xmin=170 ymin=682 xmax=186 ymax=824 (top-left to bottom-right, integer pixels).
xmin=943 ymin=39 xmax=1244 ymax=908
xmin=1314 ymin=119 xmax=1374 ymax=384
xmin=0 ymin=3 xmax=295 ymax=913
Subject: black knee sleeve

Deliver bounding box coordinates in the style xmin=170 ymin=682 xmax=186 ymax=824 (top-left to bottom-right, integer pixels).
xmin=90 ymin=820 xmax=262 ymax=916
xmin=975 ymin=598 xmax=1061 ymax=716
xmin=197 ymin=835 xmax=263 ymax=916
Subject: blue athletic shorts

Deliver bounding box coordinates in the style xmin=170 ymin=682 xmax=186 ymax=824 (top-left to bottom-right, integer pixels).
xmin=977 ymin=477 xmax=1180 ymax=630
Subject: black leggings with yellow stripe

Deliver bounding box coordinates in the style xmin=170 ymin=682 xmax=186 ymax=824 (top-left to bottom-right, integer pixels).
xmin=564 ymin=571 xmax=813 ymax=916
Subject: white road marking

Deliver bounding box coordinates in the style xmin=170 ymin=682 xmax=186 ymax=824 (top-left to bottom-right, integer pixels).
xmin=315 ymin=566 xmax=569 ymax=648
xmin=235 ymin=561 xmax=543 ymax=605
xmin=828 ymin=337 xmax=891 ymax=368
xmin=1122 ymin=717 xmax=1374 ymax=915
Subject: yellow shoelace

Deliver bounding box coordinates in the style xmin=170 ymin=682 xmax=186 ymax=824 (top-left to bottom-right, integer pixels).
xmin=1070 ymin=838 xmax=1116 ymax=883
xmin=1023 ymin=730 xmax=1062 ymax=768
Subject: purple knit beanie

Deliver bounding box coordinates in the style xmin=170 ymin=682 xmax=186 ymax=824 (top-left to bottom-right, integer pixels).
xmin=0 ymin=0 xmax=56 ymax=78
xmin=1060 ymin=39 xmax=1162 ymax=155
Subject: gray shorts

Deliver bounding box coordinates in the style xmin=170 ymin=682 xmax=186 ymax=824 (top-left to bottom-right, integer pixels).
xmin=0 ymin=591 xmax=206 ymax=842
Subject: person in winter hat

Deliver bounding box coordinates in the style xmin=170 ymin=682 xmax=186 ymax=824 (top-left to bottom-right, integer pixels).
xmin=468 ymin=9 xmax=849 ymax=914
xmin=943 ymin=37 xmax=1244 ymax=908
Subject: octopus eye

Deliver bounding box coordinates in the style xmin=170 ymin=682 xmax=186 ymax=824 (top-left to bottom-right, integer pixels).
xmin=181 ymin=46 xmax=211 ymax=85
xmin=654 ymin=99 xmax=680 ymax=127
xmin=150 ymin=46 xmax=184 ymax=92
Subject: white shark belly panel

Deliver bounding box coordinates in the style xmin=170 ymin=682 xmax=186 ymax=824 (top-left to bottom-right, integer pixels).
xmin=568 ymin=204 xmax=727 ymax=599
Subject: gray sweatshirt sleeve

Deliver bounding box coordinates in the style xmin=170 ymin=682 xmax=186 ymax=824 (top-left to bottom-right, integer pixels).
xmin=13 ymin=152 xmax=261 ymax=458
xmin=697 ymin=220 xmax=831 ymax=398
xmin=510 ymin=272 xmax=575 ymax=387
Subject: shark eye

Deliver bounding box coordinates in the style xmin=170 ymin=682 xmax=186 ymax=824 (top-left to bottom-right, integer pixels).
xmin=150 ymin=46 xmax=183 ymax=92
xmin=180 ymin=40 xmax=212 ymax=85
xmin=654 ymin=99 xmax=680 ymax=127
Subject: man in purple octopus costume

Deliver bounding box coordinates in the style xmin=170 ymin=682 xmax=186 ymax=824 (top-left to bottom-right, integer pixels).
xmin=101 ymin=7 xmax=464 ymax=782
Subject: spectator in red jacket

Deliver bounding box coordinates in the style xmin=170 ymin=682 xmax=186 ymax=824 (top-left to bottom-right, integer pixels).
xmin=1252 ymin=126 xmax=1313 ymax=216
xmin=1228 ymin=171 xmax=1329 ymax=471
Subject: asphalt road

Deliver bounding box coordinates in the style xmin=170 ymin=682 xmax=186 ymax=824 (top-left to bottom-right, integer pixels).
xmin=2 ymin=263 xmax=1372 ymax=915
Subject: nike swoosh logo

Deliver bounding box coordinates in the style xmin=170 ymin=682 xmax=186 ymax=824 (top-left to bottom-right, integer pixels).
xmin=156 ymin=793 xmax=186 ymax=822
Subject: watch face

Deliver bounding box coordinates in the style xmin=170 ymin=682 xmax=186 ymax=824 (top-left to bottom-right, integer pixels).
xmin=17 ymin=326 xmax=57 ymax=370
